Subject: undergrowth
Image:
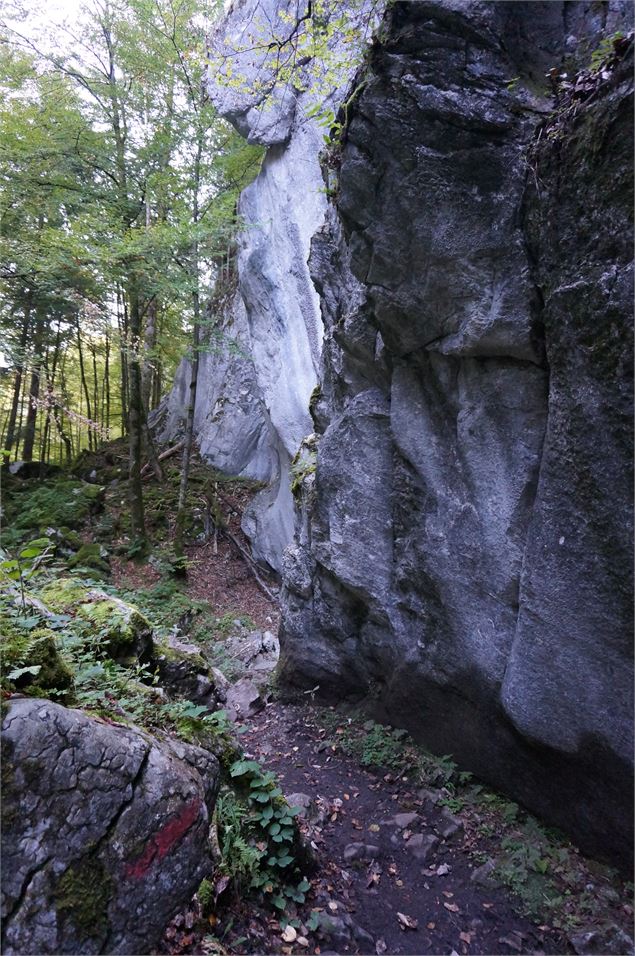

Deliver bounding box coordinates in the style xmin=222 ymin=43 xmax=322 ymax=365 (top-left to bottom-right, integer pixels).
xmin=315 ymin=707 xmax=631 ymax=932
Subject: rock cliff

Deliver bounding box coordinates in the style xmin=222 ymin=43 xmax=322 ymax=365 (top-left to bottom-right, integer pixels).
xmin=278 ymin=1 xmax=634 ymax=867
xmin=158 ymin=0 xmax=377 ymax=571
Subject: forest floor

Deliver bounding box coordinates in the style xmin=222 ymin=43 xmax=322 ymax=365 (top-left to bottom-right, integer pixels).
xmin=3 ymin=450 xmax=633 ymax=956
xmin=105 ymin=465 xmax=629 ymax=956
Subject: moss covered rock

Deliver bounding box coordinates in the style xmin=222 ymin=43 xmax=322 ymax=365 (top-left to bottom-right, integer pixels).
xmin=66 ymin=542 xmax=110 ymax=578
xmin=1 ymin=479 xmax=105 ymax=551
xmin=38 ymin=579 xmax=153 ymax=664
xmin=153 ymin=636 xmax=225 ymax=711
xmin=1 ymin=626 xmax=74 ymax=704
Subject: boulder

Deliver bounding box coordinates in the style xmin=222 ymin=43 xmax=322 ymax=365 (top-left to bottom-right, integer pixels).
xmin=1 ymin=628 xmax=74 ymax=703
xmin=154 ymin=635 xmax=226 ymax=711
xmin=279 ymin=2 xmax=634 ymax=868
xmin=1 ymin=697 xmax=219 ymax=955
xmin=225 ymin=678 xmax=265 ymax=721
xmin=39 ymin=579 xmax=153 ymax=665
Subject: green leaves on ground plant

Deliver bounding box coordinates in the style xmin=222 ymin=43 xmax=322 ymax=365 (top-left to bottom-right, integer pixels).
xmin=218 ymin=757 xmax=311 ymax=913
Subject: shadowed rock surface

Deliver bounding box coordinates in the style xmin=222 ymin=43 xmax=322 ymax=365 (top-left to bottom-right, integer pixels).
xmin=1 ymin=698 xmax=219 ymax=955
xmin=279 ymin=1 xmax=634 ymax=867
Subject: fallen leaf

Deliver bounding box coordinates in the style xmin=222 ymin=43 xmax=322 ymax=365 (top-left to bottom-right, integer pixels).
xmin=376 ymin=939 xmax=387 ymax=955
xmin=396 ymin=879 xmax=404 ymax=887
xmin=281 ymin=926 xmax=297 ymax=943
xmin=460 ymin=931 xmax=474 ymax=944
xmin=327 ymin=902 xmax=338 ymax=913
xmin=397 ymin=912 xmax=418 ymax=930
xmin=437 ymin=863 xmax=451 ymax=876
xmin=482 ymin=902 xmax=494 ymax=909
xmin=297 ymin=937 xmax=309 ymax=947
xmin=214 ymin=874 xmax=230 ymax=900
xmin=442 ymin=891 xmax=454 ymax=898
xmin=444 ymin=902 xmax=460 ymax=913
xmin=427 ymin=922 xmax=436 ymax=930
xmin=369 ymin=824 xmax=380 ymax=832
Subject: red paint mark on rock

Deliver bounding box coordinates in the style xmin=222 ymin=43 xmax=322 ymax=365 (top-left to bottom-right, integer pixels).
xmin=125 ymin=797 xmax=202 ymax=879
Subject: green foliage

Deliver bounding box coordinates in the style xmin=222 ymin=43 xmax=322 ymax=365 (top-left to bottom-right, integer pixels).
xmin=589 ymin=31 xmax=624 ymax=72
xmin=320 ymin=711 xmax=460 ymax=789
xmin=1 ymin=481 xmax=104 ymax=551
xmin=0 ymin=0 xmax=264 ymax=468
xmin=214 ymin=758 xmax=309 ymax=913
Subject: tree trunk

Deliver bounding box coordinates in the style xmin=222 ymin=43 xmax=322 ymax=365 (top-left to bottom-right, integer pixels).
xmin=3 ymin=297 xmax=32 ymax=465
xmin=22 ymin=307 xmax=46 ymax=462
xmin=127 ymin=281 xmax=146 ymax=549
xmin=104 ymin=327 xmax=111 ymax=436
xmin=76 ymin=318 xmax=94 ymax=451
xmin=174 ymin=133 xmax=203 ymax=565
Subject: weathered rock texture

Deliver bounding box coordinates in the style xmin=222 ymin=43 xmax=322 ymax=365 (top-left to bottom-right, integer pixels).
xmin=1 ymin=698 xmax=219 ymax=954
xmin=157 ymin=0 xmax=377 ymax=572
xmin=279 ymin=1 xmax=634 ymax=867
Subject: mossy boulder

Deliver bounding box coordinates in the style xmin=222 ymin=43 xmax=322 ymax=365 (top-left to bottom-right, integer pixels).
xmin=66 ymin=542 xmax=110 ymax=578
xmin=1 ymin=697 xmax=219 ymax=955
xmin=38 ymin=579 xmax=153 ymax=664
xmin=1 ymin=479 xmax=105 ymax=551
xmin=1 ymin=627 xmax=75 ymax=704
xmin=153 ymin=636 xmax=225 ymax=711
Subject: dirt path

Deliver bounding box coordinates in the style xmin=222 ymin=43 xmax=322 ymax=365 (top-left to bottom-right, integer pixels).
xmin=220 ymin=700 xmax=571 ymax=956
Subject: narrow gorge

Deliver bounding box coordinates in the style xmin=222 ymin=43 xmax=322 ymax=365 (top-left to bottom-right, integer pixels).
xmin=161 ymin=0 xmax=634 ymax=866
xmin=1 ymin=1 xmax=633 ymax=954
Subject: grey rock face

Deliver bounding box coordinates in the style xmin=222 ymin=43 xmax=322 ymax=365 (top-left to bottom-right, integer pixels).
xmin=158 ymin=0 xmax=378 ymax=571
xmin=279 ymin=2 xmax=634 ymax=867
xmin=1 ymin=698 xmax=219 ymax=955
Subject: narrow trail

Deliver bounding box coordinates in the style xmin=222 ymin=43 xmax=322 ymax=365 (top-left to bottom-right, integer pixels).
xmin=232 ymin=700 xmax=570 ymax=956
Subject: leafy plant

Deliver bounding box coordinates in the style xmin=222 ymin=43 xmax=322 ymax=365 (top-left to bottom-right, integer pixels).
xmin=1 ymin=536 xmax=54 ymax=608
xmin=213 ymin=758 xmax=309 ymax=913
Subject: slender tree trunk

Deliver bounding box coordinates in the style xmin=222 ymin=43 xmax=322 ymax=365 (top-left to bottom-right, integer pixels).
xmin=41 ymin=319 xmax=64 ymax=468
xmin=14 ymin=372 xmax=27 ymax=463
xmin=22 ymin=307 xmax=46 ymax=462
xmin=76 ymin=319 xmax=94 ymax=452
xmin=56 ymin=358 xmax=73 ymax=463
xmin=3 ymin=297 xmax=32 ymax=465
xmin=103 ymin=327 xmax=111 ymax=436
xmin=174 ymin=134 xmax=203 ymax=564
xmin=118 ymin=287 xmax=129 ymax=434
xmin=91 ymin=342 xmax=99 ymax=439
xmin=139 ymin=292 xmax=164 ymax=482
xmin=127 ymin=280 xmax=146 ymax=548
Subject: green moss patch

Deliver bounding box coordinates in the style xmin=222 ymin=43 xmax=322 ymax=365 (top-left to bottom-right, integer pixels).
xmin=1 ymin=626 xmax=74 ymax=703
xmin=38 ymin=579 xmax=153 ymax=661
xmin=2 ymin=480 xmax=105 ymax=550
xmin=56 ymin=854 xmax=112 ymax=942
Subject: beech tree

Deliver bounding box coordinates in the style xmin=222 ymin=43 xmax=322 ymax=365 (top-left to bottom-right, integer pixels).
xmin=1 ymin=0 xmax=262 ymax=553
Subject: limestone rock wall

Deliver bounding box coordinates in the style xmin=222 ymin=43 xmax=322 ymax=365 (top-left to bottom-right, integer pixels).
xmin=159 ymin=0 xmax=376 ymax=571
xmin=279 ymin=1 xmax=634 ymax=867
